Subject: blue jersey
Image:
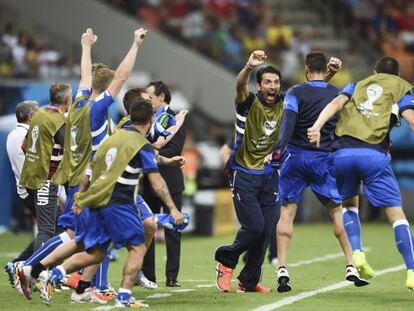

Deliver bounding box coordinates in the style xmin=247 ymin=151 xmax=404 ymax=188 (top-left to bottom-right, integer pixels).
xmin=333 ymin=83 xmax=414 ymax=152
xmin=276 ymin=81 xmax=338 ymax=152
xmin=75 ymin=88 xmax=114 ymax=156
xmin=109 ymin=127 xmax=159 ymax=205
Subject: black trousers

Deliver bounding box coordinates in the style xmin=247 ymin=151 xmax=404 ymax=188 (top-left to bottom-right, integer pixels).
xmin=215 ymin=170 xmax=278 ymax=290
xmin=29 ymin=181 xmax=63 ymax=251
xmin=142 ymin=191 xmax=183 ymax=283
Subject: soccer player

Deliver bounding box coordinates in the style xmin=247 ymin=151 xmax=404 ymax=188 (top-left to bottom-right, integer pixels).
xmin=214 ymin=50 xmax=283 ymax=293
xmin=117 ymin=87 xmax=187 ymax=290
xmin=19 ymin=83 xmax=70 ymax=252
xmin=142 ymin=80 xmax=187 ymax=287
xmin=18 ymin=27 xmax=148 ymax=302
xmin=4 ymin=101 xmax=39 ymax=289
xmin=307 ymin=56 xmax=414 ymax=290
xmin=268 ymin=52 xmax=368 ymax=292
xmin=43 ymin=98 xmax=184 ymax=307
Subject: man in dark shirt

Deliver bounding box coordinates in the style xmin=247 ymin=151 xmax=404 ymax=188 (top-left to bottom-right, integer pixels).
xmin=268 ymin=52 xmax=368 ymax=292
xmin=142 ymin=80 xmax=185 ymax=287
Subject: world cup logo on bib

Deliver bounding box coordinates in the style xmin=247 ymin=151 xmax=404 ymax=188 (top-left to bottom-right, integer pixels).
xmin=263 ymin=121 xmax=277 ymax=136
xmin=29 ymin=125 xmax=39 ymax=153
xmin=105 ymin=147 xmax=117 ymax=170
xmin=361 ymin=84 xmax=383 ymax=111
xmin=70 ymin=126 xmax=78 ymax=152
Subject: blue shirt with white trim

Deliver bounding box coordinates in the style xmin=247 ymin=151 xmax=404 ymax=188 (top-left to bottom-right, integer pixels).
xmin=275 ymin=81 xmax=339 ymax=152
xmin=75 ymin=88 xmax=114 ymax=157
xmin=109 ymin=127 xmax=159 ymax=205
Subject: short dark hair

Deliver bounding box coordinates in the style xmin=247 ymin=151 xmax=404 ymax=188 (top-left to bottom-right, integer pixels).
xmin=147 ymin=80 xmax=171 ymax=104
xmin=305 ymin=51 xmax=327 ymax=72
xmin=123 ymin=87 xmax=146 ymax=113
xmin=15 ymin=100 xmax=38 ymax=123
xmin=130 ymin=98 xmax=153 ymax=125
xmin=50 ymin=83 xmax=71 ymax=105
xmin=256 ymin=66 xmax=282 ymax=84
xmin=375 ymin=56 xmax=399 ymax=76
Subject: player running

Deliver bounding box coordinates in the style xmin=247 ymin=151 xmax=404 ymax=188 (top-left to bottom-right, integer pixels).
xmin=42 ymin=98 xmax=184 ymax=307
xmin=18 ymin=27 xmax=147 ymax=303
xmin=267 ymin=52 xmax=368 ymax=292
xmin=308 ymin=56 xmax=414 ymax=290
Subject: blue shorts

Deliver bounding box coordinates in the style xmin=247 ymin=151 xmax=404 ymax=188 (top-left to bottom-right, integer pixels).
xmin=83 ymin=203 xmax=145 ymax=251
xmin=334 ymin=148 xmax=401 ymax=207
xmin=74 ymin=207 xmax=91 ymax=244
xmin=57 ymin=185 xmax=80 ymax=231
xmin=136 ymin=195 xmax=153 ymax=220
xmin=279 ymin=146 xmax=341 ymax=206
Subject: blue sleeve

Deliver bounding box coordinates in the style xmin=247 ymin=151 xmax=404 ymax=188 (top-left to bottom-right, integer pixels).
xmin=75 ymin=88 xmax=91 ymax=100
xmin=283 ymin=88 xmax=298 ymax=113
xmin=75 ymin=88 xmax=92 ymax=110
xmin=339 ymin=83 xmax=355 ymax=98
xmin=139 ymin=144 xmax=159 ymax=173
xmin=90 ymin=90 xmax=114 ymax=132
xmin=274 ymin=109 xmax=297 ymax=151
xmin=398 ymin=93 xmax=414 ymax=115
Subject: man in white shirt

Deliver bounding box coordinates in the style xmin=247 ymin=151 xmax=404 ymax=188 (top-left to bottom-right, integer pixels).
xmin=4 ymin=100 xmax=39 ymax=289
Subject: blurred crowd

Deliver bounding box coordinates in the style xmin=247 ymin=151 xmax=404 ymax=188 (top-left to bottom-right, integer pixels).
xmin=339 ymin=0 xmax=414 ymax=81
xmin=107 ymin=0 xmax=312 ymax=85
xmin=0 ymin=22 xmax=80 ymax=79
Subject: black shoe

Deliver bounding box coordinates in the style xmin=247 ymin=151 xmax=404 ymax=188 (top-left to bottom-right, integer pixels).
xmin=165 ymin=277 xmax=181 ymax=287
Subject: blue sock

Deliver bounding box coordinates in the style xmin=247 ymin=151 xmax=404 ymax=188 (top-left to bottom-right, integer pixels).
xmin=92 ymin=254 xmax=110 ymax=290
xmin=51 ymin=265 xmax=65 ymax=285
xmin=342 ymin=208 xmax=362 ymax=251
xmin=116 ymin=288 xmax=131 ymax=301
xmin=25 ymin=232 xmax=70 ymax=266
xmin=393 ymin=220 xmax=414 ymax=269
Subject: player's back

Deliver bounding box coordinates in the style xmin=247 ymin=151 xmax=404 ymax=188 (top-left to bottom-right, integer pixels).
xmin=288 ymin=81 xmax=338 ymax=151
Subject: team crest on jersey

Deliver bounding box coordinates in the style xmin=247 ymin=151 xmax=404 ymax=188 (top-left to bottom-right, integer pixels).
xmin=357 ymin=84 xmax=381 ymax=117
xmin=105 ymin=147 xmax=117 ymax=170
xmin=263 ymin=121 xmax=277 ymax=136
xmin=29 ymin=125 xmax=39 ymax=153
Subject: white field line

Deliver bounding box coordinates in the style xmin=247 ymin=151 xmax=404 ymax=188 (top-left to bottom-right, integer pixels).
xmin=146 ymin=293 xmax=172 ymax=299
xmin=169 ymin=289 xmax=195 ymax=293
xmin=251 ymin=264 xmax=405 ymax=311
xmin=192 ymin=248 xmax=371 ymax=270
xmin=289 ymin=247 xmax=371 ymax=268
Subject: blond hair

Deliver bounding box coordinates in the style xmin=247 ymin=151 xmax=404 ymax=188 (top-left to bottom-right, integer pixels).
xmin=92 ymin=63 xmax=114 ymax=93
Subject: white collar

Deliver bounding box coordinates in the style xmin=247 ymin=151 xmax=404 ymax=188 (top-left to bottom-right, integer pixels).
xmin=16 ymin=123 xmax=29 ymax=130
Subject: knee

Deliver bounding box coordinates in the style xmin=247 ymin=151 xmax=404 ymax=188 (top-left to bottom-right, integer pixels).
xmin=144 ymin=218 xmax=157 ymax=237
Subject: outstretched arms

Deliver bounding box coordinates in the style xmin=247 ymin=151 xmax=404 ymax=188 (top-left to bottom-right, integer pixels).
xmin=79 ymin=28 xmax=98 ymax=90
xmin=107 ymin=28 xmax=148 ymax=98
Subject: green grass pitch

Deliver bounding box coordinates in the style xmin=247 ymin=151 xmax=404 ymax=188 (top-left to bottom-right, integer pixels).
xmin=0 ymin=223 xmax=412 ymax=310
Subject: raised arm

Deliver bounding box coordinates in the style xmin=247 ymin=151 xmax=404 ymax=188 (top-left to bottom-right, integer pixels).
xmin=79 ymin=28 xmax=97 ymax=90
xmin=107 ymin=28 xmax=147 ymax=98
xmin=307 ymin=94 xmax=349 ymax=147
xmin=147 ymin=172 xmax=184 ymax=224
xmin=236 ymin=50 xmax=267 ymax=104
xmin=324 ymin=57 xmax=342 ymax=82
